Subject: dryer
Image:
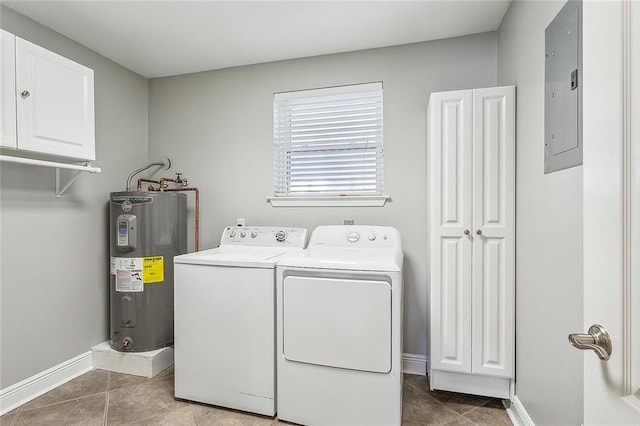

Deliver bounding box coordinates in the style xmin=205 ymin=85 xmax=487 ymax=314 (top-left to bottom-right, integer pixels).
xmin=173 ymin=226 xmax=307 ymax=416
xmin=276 ymin=225 xmax=404 ymax=426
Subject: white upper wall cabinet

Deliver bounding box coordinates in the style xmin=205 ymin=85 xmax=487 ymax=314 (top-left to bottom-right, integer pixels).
xmin=1 ymin=30 xmax=95 ymax=161
xmin=1 ymin=29 xmax=17 ymax=149
xmin=428 ymin=85 xmax=515 ymax=399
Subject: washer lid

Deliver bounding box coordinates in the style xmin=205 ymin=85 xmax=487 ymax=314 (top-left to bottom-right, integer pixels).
xmin=277 ymin=247 xmax=403 ymax=272
xmin=174 ymin=246 xmax=304 ymax=268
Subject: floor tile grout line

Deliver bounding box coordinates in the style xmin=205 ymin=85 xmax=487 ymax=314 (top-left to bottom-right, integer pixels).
xmin=406 ymin=380 xmax=511 ymax=426
xmin=461 ymin=411 xmax=481 ymax=426
xmin=461 ymin=404 xmax=513 ymax=426
xmin=117 ymin=404 xmax=192 ymax=425
xmin=18 ymin=391 xmax=108 ymax=413
xmin=9 ymin=404 xmax=24 ymax=426
xmin=103 ymin=372 xmax=111 ymax=426
xmin=406 ymin=381 xmax=466 ymax=418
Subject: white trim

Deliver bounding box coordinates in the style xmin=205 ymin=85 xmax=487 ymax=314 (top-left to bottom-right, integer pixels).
xmin=402 ymin=353 xmax=427 ymax=375
xmin=0 ymin=351 xmax=93 ymax=415
xmin=506 ymin=395 xmax=535 ymax=426
xmin=274 ymin=81 xmax=382 ymax=101
xmin=267 ymin=195 xmax=390 ymax=207
xmin=0 ymin=155 xmax=101 ymax=198
xmin=0 ymin=155 xmax=101 ymax=173
xmin=430 ymin=369 xmax=510 ymax=399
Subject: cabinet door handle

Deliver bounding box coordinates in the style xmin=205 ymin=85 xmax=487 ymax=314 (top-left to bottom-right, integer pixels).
xmin=464 ymin=229 xmax=470 ymax=235
xmin=476 ymin=229 xmax=483 ymax=235
xmin=21 ymin=90 xmax=30 ymax=98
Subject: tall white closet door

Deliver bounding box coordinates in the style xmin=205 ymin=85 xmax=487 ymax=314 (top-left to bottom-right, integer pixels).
xmin=429 ymin=90 xmax=473 ymax=374
xmin=471 ymin=87 xmax=515 ymax=378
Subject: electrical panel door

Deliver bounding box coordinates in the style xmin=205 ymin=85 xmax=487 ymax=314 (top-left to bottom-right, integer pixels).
xmin=545 ymin=0 xmax=582 ymax=173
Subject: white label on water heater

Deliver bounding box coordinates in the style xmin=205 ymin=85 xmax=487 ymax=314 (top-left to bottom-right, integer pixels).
xmin=113 ymin=257 xmax=144 ymax=292
xmin=116 ymin=271 xmax=143 ymax=292
xmin=111 ymin=257 xmax=142 ymax=274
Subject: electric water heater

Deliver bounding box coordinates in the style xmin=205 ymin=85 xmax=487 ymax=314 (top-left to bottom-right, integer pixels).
xmin=109 ymin=191 xmax=187 ymax=352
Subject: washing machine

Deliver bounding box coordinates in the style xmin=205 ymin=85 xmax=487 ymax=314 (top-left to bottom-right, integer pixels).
xmin=276 ymin=225 xmax=404 ymax=426
xmin=173 ymin=226 xmax=307 ymax=416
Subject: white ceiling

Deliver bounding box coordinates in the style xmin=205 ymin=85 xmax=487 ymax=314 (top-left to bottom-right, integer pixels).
xmin=4 ymin=1 xmax=511 ymax=79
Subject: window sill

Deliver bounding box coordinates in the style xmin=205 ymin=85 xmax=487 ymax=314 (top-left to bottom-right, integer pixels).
xmin=267 ymin=195 xmax=390 ymax=207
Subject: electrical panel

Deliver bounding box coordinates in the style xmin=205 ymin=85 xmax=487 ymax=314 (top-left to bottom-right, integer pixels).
xmin=544 ymin=0 xmax=582 ymax=173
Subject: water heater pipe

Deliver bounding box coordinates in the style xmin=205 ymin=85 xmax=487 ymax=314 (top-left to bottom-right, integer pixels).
xmin=137 ymin=178 xmax=160 ymax=191
xmin=125 ymin=158 xmax=171 ymax=191
xmin=158 ymin=174 xmax=186 ymax=189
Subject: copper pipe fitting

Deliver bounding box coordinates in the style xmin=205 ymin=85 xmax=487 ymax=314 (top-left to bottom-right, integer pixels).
xmin=137 ymin=178 xmax=160 ymax=191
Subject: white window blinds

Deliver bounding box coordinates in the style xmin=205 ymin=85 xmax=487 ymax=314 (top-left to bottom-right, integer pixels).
xmin=273 ymin=82 xmax=383 ymax=197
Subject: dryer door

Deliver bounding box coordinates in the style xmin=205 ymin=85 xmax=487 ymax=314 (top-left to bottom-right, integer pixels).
xmin=282 ymin=275 xmax=392 ymax=373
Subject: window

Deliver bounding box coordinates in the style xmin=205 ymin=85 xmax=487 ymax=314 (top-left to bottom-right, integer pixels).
xmin=270 ymin=82 xmax=388 ymax=207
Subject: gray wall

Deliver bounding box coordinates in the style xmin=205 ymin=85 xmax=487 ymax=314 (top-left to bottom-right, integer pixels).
xmin=497 ymin=1 xmax=583 ymax=424
xmin=0 ymin=6 xmax=149 ymax=388
xmin=148 ymin=33 xmax=498 ymax=358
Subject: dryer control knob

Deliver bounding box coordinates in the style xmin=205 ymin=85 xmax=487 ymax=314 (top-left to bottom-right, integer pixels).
xmin=368 ymin=233 xmax=376 ymax=241
xmin=347 ymin=232 xmax=360 ymax=242
xmin=229 ymin=230 xmax=237 ymax=238
xmin=275 ymin=230 xmax=286 ymax=242
xmin=250 ymin=231 xmax=258 ymax=238
xmin=240 ymin=231 xmax=247 ymax=238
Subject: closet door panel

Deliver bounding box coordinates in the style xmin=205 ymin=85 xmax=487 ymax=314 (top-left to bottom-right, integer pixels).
xmin=471 ymin=87 xmax=515 ymax=378
xmin=429 ymin=90 xmax=473 ymax=373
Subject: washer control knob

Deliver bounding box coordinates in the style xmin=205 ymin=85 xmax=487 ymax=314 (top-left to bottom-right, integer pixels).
xmin=275 ymin=230 xmax=286 ymax=242
xmin=368 ymin=233 xmax=376 ymax=241
xmin=229 ymin=230 xmax=237 ymax=238
xmin=347 ymin=232 xmax=360 ymax=243
xmin=240 ymin=231 xmax=247 ymax=238
xmin=250 ymin=231 xmax=258 ymax=238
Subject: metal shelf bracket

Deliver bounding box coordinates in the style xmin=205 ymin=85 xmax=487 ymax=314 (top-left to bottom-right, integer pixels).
xmin=56 ymin=167 xmax=82 ymax=198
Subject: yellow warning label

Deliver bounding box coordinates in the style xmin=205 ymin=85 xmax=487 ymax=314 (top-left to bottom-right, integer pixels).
xmin=143 ymin=256 xmax=164 ymax=284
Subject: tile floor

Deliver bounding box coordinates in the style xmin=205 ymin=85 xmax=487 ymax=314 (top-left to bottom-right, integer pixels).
xmin=0 ymin=367 xmax=512 ymax=425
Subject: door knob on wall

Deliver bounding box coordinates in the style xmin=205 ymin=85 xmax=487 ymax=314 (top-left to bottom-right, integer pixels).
xmin=568 ymin=324 xmax=612 ymax=361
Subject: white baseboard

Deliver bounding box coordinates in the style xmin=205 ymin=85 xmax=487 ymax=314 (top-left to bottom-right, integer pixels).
xmin=0 ymin=351 xmax=93 ymax=416
xmin=402 ymin=353 xmax=427 ymax=375
xmin=506 ymin=395 xmax=535 ymax=426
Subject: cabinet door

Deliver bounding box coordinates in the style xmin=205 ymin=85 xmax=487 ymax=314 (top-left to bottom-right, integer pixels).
xmin=1 ymin=29 xmax=16 ymax=149
xmin=471 ymin=86 xmax=515 ymax=378
xmin=429 ymin=90 xmax=473 ymax=374
xmin=15 ymin=37 xmax=95 ymax=160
